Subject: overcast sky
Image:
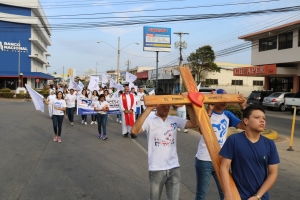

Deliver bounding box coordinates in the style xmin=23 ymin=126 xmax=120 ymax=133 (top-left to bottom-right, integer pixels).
xmin=41 ymin=0 xmax=300 ymax=76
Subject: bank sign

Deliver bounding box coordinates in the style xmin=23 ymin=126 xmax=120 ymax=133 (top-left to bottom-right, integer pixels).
xmin=143 ymin=26 xmax=171 ymax=52
xmin=0 ymin=41 xmax=28 ymax=53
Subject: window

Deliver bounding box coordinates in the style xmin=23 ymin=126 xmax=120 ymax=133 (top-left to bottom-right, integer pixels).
xmin=259 ymin=36 xmax=277 ymax=51
xmin=279 ymin=32 xmax=293 ymax=50
xmin=253 ymin=80 xmax=263 ymax=86
xmin=205 ymin=79 xmax=218 ymax=85
xmin=232 ymin=80 xmax=243 ymax=85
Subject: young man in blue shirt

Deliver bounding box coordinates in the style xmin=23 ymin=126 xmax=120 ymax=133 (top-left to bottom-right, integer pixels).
xmin=219 ymin=105 xmax=280 ymax=200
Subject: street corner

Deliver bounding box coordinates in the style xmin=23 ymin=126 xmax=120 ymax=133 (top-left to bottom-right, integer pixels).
xmin=228 ymin=127 xmax=278 ymax=140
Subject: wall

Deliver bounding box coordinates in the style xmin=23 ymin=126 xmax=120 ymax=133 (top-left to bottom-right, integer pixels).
xmin=0 ymin=3 xmax=31 ymax=16
xmin=251 ymin=30 xmax=300 ymax=65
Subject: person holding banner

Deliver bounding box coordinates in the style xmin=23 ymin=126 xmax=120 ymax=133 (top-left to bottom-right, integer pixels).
xmin=116 ymin=91 xmax=123 ymax=124
xmin=94 ymin=94 xmax=109 ymax=140
xmin=90 ymin=90 xmax=99 ymax=125
xmin=136 ymin=87 xmax=146 ymax=119
xmin=119 ymin=85 xmax=136 ymax=138
xmin=47 ymin=89 xmax=56 ymax=118
xmin=79 ymin=89 xmax=89 ymax=125
xmin=65 ymin=89 xmax=77 ymax=126
xmin=43 ymin=91 xmax=66 ymax=143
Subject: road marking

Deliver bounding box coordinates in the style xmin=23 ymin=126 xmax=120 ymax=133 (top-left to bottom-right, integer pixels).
xmin=131 ymin=139 xmax=148 ymax=155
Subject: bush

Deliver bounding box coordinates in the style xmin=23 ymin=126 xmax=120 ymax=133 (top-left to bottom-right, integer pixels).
xmin=0 ymin=88 xmax=11 ymax=93
xmin=0 ymin=92 xmax=14 ymax=98
xmin=226 ymin=103 xmax=242 ymax=119
xmin=16 ymin=93 xmax=31 ymax=98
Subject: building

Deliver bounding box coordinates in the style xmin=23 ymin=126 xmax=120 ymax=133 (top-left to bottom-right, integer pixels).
xmin=236 ymin=20 xmax=300 ymax=93
xmin=85 ymin=69 xmax=97 ymax=77
xmin=0 ymin=0 xmax=53 ymax=90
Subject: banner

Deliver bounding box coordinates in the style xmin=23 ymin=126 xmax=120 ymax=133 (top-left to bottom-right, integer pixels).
xmin=77 ymin=98 xmax=121 ymax=115
xmin=78 ymin=80 xmax=84 ymax=89
xmin=110 ymin=78 xmax=121 ymax=90
xmin=88 ymin=76 xmax=99 ymax=91
xmin=102 ymin=74 xmax=108 ymax=83
xmin=69 ymin=78 xmax=82 ymax=90
xmin=25 ymin=84 xmax=44 ymax=112
xmin=125 ymin=72 xmax=137 ymax=83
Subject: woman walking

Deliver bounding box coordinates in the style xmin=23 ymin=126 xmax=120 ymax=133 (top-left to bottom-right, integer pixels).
xmin=94 ymin=94 xmax=109 ymax=140
xmin=90 ymin=90 xmax=99 ymax=125
xmin=44 ymin=91 xmax=66 ymax=143
xmin=79 ymin=89 xmax=89 ymax=125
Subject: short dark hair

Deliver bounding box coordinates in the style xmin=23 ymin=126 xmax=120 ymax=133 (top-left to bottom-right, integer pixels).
xmin=70 ymin=89 xmax=74 ymax=91
xmin=99 ymin=94 xmax=105 ymax=99
xmin=243 ymin=105 xmax=265 ymax=119
xmin=56 ymin=91 xmax=64 ymax=99
xmin=118 ymin=90 xmax=123 ymax=94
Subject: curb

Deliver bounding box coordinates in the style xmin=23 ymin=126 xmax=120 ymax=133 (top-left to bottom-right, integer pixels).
xmin=228 ymin=127 xmax=278 ymax=140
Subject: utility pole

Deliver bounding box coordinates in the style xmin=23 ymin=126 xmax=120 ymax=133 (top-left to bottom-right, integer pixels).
xmin=117 ymin=37 xmax=120 ymax=83
xmin=125 ymin=59 xmax=131 ymax=71
xmin=174 ymin=32 xmax=189 ymax=93
xmin=63 ymin=66 xmax=64 ymax=82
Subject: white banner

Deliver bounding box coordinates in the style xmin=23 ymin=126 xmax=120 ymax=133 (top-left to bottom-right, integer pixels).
xmin=102 ymin=74 xmax=108 ymax=83
xmin=88 ymin=76 xmax=99 ymax=91
xmin=69 ymin=78 xmax=82 ymax=90
xmin=25 ymin=84 xmax=44 ymax=112
xmin=77 ymin=98 xmax=121 ymax=115
xmin=125 ymin=72 xmax=137 ymax=83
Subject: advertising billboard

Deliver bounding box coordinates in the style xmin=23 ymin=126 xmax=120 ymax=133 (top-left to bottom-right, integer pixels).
xmin=143 ymin=26 xmax=171 ymax=52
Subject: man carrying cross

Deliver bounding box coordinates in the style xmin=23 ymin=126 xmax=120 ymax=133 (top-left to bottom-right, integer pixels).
xmin=131 ymin=92 xmax=199 ymax=200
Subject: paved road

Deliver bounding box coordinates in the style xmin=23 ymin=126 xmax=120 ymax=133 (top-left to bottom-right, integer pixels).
xmin=0 ymin=100 xmax=299 ymax=200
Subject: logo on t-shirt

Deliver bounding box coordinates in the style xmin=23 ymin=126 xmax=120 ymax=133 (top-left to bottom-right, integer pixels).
xmin=212 ymin=119 xmax=228 ymax=145
xmin=170 ymin=123 xmax=177 ymax=130
xmin=154 ymin=124 xmax=176 ymax=147
xmin=54 ymin=101 xmax=62 ymax=108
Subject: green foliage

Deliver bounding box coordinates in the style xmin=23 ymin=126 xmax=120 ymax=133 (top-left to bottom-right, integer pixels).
xmin=15 ymin=93 xmax=31 ymax=98
xmin=0 ymin=92 xmax=14 ymax=98
xmin=187 ymin=45 xmax=221 ymax=84
xmin=0 ymin=88 xmax=11 ymax=92
xmin=226 ymin=103 xmax=242 ymax=119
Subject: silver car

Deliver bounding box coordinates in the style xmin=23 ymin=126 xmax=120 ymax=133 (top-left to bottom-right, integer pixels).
xmin=263 ymin=92 xmax=295 ymax=111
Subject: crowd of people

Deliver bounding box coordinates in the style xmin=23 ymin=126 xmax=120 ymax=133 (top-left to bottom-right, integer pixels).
xmin=44 ymin=84 xmax=279 ymax=200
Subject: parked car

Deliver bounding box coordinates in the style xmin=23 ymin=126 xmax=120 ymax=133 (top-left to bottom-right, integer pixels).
xmin=285 ymin=92 xmax=300 ymax=114
xmin=247 ymin=90 xmax=273 ymax=106
xmin=199 ymin=87 xmax=215 ymax=94
xmin=263 ymin=92 xmax=295 ymax=111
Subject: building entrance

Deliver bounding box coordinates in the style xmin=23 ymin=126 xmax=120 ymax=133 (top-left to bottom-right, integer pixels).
xmin=269 ymin=77 xmax=293 ymax=92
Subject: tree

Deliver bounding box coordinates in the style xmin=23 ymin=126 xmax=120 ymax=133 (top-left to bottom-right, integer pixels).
xmin=187 ymin=45 xmax=220 ymax=84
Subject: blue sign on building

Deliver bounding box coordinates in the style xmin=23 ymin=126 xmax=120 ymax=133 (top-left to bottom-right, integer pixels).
xmin=143 ymin=26 xmax=171 ymax=52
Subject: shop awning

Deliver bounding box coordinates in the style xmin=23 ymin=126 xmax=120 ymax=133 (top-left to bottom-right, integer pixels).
xmin=0 ymin=71 xmax=54 ymax=79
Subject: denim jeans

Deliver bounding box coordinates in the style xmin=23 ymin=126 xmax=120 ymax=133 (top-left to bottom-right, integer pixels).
xmin=96 ymin=114 xmax=108 ymax=136
xmin=91 ymin=115 xmax=96 ymax=121
xmin=52 ymin=115 xmax=64 ymax=136
xmin=81 ymin=115 xmax=87 ymax=122
xmin=195 ymin=158 xmax=224 ymax=200
xmin=66 ymin=107 xmax=75 ymax=122
xmin=149 ymin=167 xmax=181 ymax=200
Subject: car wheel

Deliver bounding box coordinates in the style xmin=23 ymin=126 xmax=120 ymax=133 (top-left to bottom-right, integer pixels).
xmin=279 ymin=104 xmax=285 ymax=112
xmin=268 ymin=107 xmax=273 ymax=110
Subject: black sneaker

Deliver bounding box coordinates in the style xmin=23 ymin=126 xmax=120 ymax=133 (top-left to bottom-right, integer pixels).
xmin=131 ymin=134 xmax=137 ymax=139
xmin=123 ymin=133 xmax=129 ymax=138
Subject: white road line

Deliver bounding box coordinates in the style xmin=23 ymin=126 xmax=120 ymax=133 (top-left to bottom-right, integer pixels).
xmin=131 ymin=139 xmax=148 ymax=155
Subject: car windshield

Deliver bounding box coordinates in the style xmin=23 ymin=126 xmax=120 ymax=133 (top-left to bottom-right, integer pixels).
xmin=249 ymin=92 xmax=261 ymax=99
xmin=268 ymin=93 xmax=281 ymax=97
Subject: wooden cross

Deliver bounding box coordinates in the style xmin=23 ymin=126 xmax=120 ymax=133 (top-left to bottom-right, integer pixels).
xmin=144 ymin=67 xmax=242 ymax=200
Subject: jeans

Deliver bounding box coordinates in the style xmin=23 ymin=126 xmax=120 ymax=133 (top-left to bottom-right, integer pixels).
xmin=66 ymin=107 xmax=75 ymax=122
xmin=52 ymin=115 xmax=64 ymax=136
xmin=91 ymin=115 xmax=96 ymax=121
xmin=81 ymin=115 xmax=87 ymax=122
xmin=96 ymin=114 xmax=108 ymax=136
xmin=195 ymin=158 xmax=224 ymax=200
xmin=149 ymin=167 xmax=181 ymax=200
xmin=177 ymin=110 xmax=186 ymax=119
xmin=136 ymin=105 xmax=144 ymax=120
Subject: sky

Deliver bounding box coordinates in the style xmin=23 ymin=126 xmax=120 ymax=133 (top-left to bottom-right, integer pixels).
xmin=39 ymin=0 xmax=300 ymax=76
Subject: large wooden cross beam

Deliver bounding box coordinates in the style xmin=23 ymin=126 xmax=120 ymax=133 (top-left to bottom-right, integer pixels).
xmin=144 ymin=67 xmax=242 ymax=200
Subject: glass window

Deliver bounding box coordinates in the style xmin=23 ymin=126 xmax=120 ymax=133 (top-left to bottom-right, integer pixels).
xmin=279 ymin=32 xmax=293 ymax=50
xmin=253 ymin=80 xmax=263 ymax=86
xmin=268 ymin=93 xmax=281 ymax=97
xmin=259 ymin=36 xmax=277 ymax=51
xmin=232 ymin=80 xmax=243 ymax=85
xmin=205 ymin=79 xmax=218 ymax=85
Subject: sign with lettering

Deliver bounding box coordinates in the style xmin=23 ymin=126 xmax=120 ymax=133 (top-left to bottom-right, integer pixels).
xmin=233 ymin=64 xmax=276 ymax=76
xmin=143 ymin=26 xmax=171 ymax=52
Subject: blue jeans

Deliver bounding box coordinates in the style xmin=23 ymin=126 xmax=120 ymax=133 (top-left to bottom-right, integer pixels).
xmin=66 ymin=107 xmax=75 ymax=122
xmin=96 ymin=114 xmax=108 ymax=136
xmin=52 ymin=115 xmax=64 ymax=136
xmin=195 ymin=158 xmax=224 ymax=200
xmin=149 ymin=167 xmax=181 ymax=200
xmin=81 ymin=115 xmax=87 ymax=122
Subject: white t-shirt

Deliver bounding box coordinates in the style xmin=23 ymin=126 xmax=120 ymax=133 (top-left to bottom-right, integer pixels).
xmin=91 ymin=95 xmax=99 ymax=101
xmin=65 ymin=93 xmax=77 ymax=108
xmin=176 ymin=105 xmax=186 ymax=112
xmin=196 ymin=110 xmax=241 ymax=161
xmin=94 ymin=101 xmax=109 ymax=114
xmin=50 ymin=99 xmax=66 ymax=116
xmin=142 ymin=115 xmax=188 ymax=171
xmin=137 ymin=92 xmax=145 ymax=106
xmin=47 ymin=94 xmax=56 ymax=102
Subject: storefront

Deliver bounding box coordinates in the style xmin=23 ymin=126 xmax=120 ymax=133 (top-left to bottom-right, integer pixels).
xmin=136 ymin=71 xmax=148 ymax=86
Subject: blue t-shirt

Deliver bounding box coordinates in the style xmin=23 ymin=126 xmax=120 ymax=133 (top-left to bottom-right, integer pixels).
xmin=219 ymin=132 xmax=280 ymax=200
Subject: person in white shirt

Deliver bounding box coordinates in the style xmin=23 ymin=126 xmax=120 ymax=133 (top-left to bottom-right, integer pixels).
xmin=79 ymin=89 xmax=89 ymax=125
xmin=116 ymin=91 xmax=123 ymax=124
xmin=47 ymin=89 xmax=56 ymax=118
xmin=44 ymin=91 xmax=66 ymax=143
xmin=56 ymin=84 xmax=64 ymax=93
xmin=119 ymin=85 xmax=136 ymax=138
xmin=64 ymin=89 xmax=77 ymax=126
xmin=94 ymin=94 xmax=109 ymax=140
xmin=131 ymin=92 xmax=199 ymax=200
xmin=136 ymin=87 xmax=145 ymax=119
xmin=175 ymin=105 xmax=188 ymax=133
xmin=90 ymin=90 xmax=99 ymax=125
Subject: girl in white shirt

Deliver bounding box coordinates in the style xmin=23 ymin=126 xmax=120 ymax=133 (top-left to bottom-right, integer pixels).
xmin=47 ymin=89 xmax=56 ymax=118
xmin=44 ymin=91 xmax=66 ymax=143
xmin=94 ymin=94 xmax=109 ymax=140
xmin=90 ymin=90 xmax=99 ymax=125
xmin=79 ymin=89 xmax=89 ymax=125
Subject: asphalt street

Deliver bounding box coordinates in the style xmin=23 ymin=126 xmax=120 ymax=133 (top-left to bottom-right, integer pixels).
xmin=0 ymin=100 xmax=299 ymax=200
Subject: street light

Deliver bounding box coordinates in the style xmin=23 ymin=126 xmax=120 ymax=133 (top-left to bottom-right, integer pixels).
xmin=97 ymin=37 xmax=139 ymax=83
